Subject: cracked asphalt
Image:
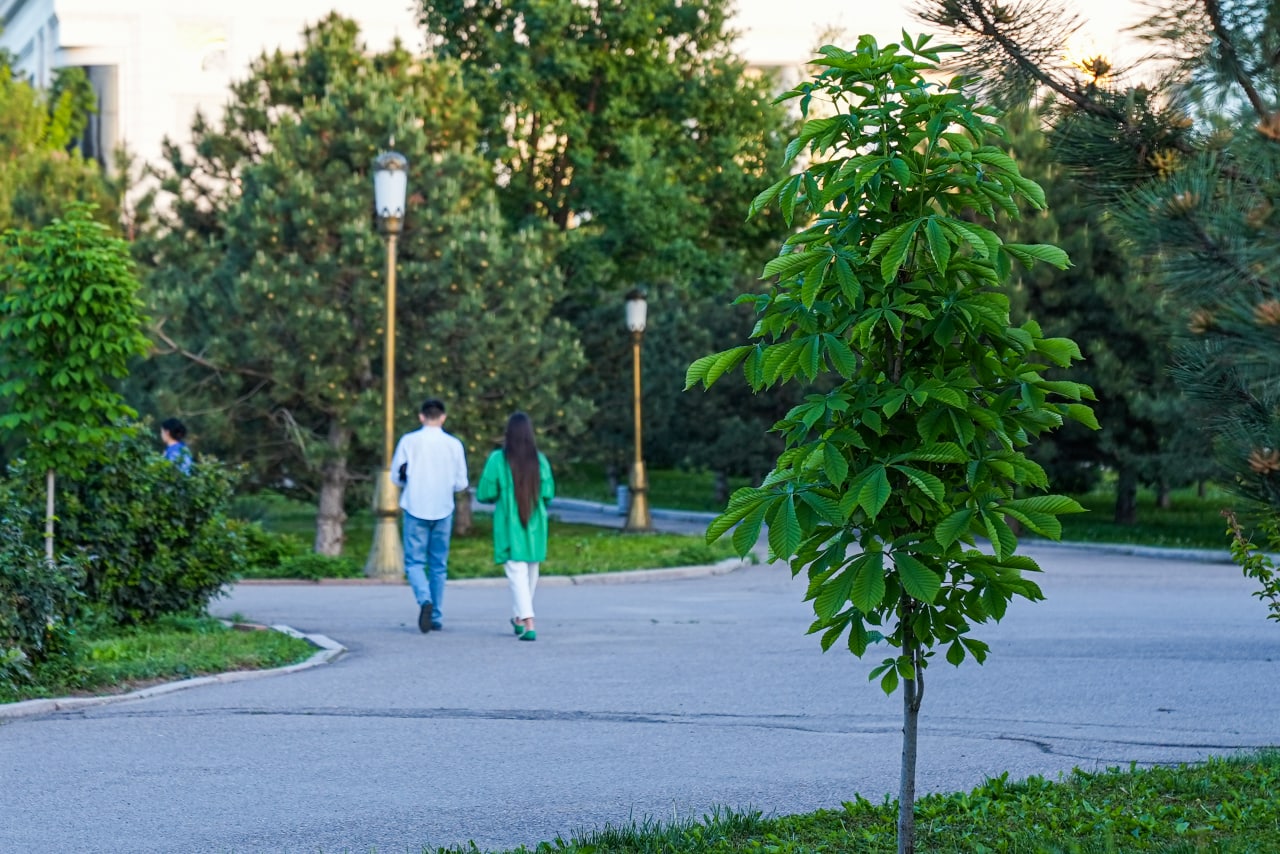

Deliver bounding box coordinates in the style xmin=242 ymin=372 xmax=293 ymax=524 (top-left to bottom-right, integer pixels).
xmin=2 ymin=541 xmax=1277 ymax=853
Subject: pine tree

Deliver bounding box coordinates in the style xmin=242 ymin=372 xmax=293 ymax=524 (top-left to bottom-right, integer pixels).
xmin=916 ymin=0 xmax=1280 ymax=568
xmin=137 ymin=15 xmax=591 ymax=554
xmin=1000 ymin=105 xmax=1213 ymax=520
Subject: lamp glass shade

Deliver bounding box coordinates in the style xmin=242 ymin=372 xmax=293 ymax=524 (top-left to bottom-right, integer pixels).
xmin=373 ymin=151 xmax=408 ymax=220
xmin=625 ymin=291 xmax=648 ymax=333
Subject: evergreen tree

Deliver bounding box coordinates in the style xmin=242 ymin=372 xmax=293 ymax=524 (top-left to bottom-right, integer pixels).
xmin=1000 ymin=105 xmax=1213 ymax=520
xmin=418 ymin=0 xmax=802 ymax=483
xmin=137 ymin=15 xmax=590 ymax=555
xmin=916 ymin=0 xmax=1280 ymax=561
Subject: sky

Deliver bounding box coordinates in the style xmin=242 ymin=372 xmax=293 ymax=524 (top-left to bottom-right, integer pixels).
xmin=731 ymin=0 xmax=1152 ymax=68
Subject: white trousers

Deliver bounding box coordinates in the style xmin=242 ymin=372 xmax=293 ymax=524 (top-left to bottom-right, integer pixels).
xmin=504 ymin=560 xmax=540 ymax=620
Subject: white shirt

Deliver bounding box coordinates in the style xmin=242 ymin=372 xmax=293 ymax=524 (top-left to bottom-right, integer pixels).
xmin=390 ymin=425 xmax=469 ymax=521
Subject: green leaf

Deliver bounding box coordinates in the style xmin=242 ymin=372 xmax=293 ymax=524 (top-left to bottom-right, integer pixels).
xmin=935 ymin=508 xmax=974 ymax=547
xmin=768 ymin=494 xmax=802 ymax=559
xmin=814 ymin=565 xmax=856 ymax=619
xmin=1002 ymin=243 xmax=1070 ymax=270
xmin=823 ymin=443 xmax=850 ymax=487
xmin=894 ymin=552 xmax=941 ymax=604
xmin=731 ymin=503 xmax=768 ymax=556
xmin=851 ymin=550 xmax=886 ymax=612
xmin=893 ymin=465 xmax=945 ymax=503
xmin=924 ymin=218 xmax=950 ymax=274
xmin=857 ymin=464 xmax=891 ymax=519
xmin=762 ymin=250 xmax=824 ymax=281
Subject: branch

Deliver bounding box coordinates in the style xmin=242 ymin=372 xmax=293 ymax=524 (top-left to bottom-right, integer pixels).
xmin=1203 ymin=0 xmax=1271 ymax=122
xmin=967 ymin=3 xmax=1122 ymax=122
xmin=151 ymin=319 xmax=275 ymax=381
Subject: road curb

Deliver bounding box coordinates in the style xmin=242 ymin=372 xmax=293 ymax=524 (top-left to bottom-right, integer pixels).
xmin=0 ymin=624 xmax=345 ymax=721
xmin=235 ymin=557 xmax=752 ymax=587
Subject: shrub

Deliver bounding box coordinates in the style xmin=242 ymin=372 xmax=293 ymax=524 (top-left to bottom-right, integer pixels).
xmin=0 ymin=490 xmax=83 ymax=688
xmin=233 ymin=519 xmax=307 ymax=573
xmin=8 ymin=424 xmax=247 ymax=625
xmin=239 ymin=551 xmax=363 ymax=581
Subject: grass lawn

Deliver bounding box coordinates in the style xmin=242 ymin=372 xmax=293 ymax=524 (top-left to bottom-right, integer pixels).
xmin=555 ymin=462 xmax=754 ymax=513
xmin=1047 ymin=485 xmax=1237 ymax=551
xmin=446 ymin=752 xmax=1279 ymax=853
xmin=0 ymin=614 xmax=316 ymax=705
xmin=244 ymin=495 xmax=738 ymax=580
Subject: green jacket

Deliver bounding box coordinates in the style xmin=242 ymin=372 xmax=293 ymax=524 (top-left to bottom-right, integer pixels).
xmin=476 ymin=449 xmax=555 ymax=563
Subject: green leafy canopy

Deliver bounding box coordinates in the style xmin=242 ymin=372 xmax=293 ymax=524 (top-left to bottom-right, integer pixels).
xmin=688 ymin=33 xmax=1095 ymax=692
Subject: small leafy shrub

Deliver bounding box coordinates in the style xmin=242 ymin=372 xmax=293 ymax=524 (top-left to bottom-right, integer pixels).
xmin=0 ymin=491 xmax=84 ymax=688
xmin=233 ymin=519 xmax=307 ymax=574
xmin=8 ymin=424 xmax=247 ymax=625
xmin=254 ymin=552 xmax=363 ymax=581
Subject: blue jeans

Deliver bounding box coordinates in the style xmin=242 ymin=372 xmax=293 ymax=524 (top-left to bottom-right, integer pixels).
xmin=403 ymin=512 xmax=452 ymax=624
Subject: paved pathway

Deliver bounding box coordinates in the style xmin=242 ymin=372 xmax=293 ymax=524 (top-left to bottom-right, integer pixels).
xmin=1 ymin=517 xmax=1278 ymax=853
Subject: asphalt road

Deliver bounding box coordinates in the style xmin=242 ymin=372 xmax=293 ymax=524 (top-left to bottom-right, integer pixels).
xmin=2 ymin=544 xmax=1277 ymax=853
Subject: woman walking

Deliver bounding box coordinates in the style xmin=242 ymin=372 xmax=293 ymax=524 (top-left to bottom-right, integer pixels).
xmin=476 ymin=412 xmax=555 ymax=641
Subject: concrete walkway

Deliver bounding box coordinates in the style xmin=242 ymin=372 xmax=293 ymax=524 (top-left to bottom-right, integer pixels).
xmin=1 ymin=507 xmax=1277 ymax=853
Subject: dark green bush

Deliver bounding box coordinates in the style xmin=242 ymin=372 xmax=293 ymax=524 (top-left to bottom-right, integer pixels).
xmin=234 ymin=519 xmax=307 ymax=572
xmin=0 ymin=489 xmax=84 ymax=687
xmin=239 ymin=551 xmax=363 ymax=581
xmin=8 ymin=424 xmax=247 ymax=625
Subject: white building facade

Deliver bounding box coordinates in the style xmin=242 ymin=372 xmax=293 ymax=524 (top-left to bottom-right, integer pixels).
xmin=0 ymin=0 xmax=423 ymax=167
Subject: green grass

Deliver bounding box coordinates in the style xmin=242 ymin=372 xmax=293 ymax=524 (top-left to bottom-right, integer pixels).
xmin=0 ymin=614 xmax=316 ymax=704
xmin=555 ymin=463 xmax=753 ymax=513
xmin=245 ymin=495 xmax=738 ymax=580
xmin=434 ymin=752 xmax=1280 ymax=853
xmin=1047 ymin=486 xmax=1236 ymax=551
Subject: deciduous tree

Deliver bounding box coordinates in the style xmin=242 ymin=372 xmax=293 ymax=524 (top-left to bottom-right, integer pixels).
xmin=0 ymin=203 xmax=151 ymax=560
xmin=688 ymin=36 xmax=1094 ymax=853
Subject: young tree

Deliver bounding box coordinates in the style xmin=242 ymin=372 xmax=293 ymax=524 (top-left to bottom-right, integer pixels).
xmin=688 ymin=36 xmax=1094 ymax=853
xmin=917 ymin=0 xmax=1280 ymax=588
xmin=138 ymin=15 xmax=591 ymax=555
xmin=0 ymin=203 xmax=151 ymax=560
xmin=418 ymin=0 xmax=803 ymax=478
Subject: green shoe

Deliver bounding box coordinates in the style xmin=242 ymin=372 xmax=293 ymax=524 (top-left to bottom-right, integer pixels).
xmin=519 ymin=629 xmax=537 ymax=641
xmin=510 ymin=618 xmax=526 ymax=637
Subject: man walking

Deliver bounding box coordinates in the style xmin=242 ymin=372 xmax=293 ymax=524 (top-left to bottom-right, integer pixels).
xmin=391 ymin=399 xmax=469 ymax=633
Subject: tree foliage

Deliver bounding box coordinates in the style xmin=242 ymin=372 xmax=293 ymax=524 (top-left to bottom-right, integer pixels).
xmin=419 ymin=0 xmax=802 ymax=478
xmin=688 ymin=35 xmax=1094 ymax=853
xmin=136 ymin=15 xmax=591 ymax=554
xmin=0 ymin=53 xmax=113 ymax=232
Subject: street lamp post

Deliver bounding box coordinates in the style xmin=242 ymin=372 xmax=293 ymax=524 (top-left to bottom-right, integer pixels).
xmin=624 ymin=288 xmax=652 ymax=532
xmin=365 ymin=150 xmax=408 ymax=579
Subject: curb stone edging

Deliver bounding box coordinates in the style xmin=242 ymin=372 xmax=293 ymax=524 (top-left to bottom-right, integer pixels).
xmin=0 ymin=624 xmax=346 ymax=721
xmin=236 ymin=556 xmax=752 ymax=587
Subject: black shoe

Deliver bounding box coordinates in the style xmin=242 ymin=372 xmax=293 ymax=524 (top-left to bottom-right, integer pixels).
xmin=418 ymin=602 xmax=434 ymax=634
xmin=431 ymin=623 xmax=444 ymax=631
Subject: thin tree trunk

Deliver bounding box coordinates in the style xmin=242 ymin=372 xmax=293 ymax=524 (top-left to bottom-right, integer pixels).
xmin=898 ymin=617 xmax=923 ymax=854
xmin=713 ymin=470 xmax=729 ymax=508
xmin=1114 ymin=468 xmax=1138 ymax=525
xmin=1158 ymin=482 xmax=1172 ymax=510
xmin=314 ymin=424 xmax=351 ymax=556
xmin=44 ymin=468 xmax=55 ymax=563
xmin=453 ymin=488 xmax=473 ymax=536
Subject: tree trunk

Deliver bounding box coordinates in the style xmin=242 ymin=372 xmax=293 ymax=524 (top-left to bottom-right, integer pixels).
xmin=898 ymin=616 xmax=923 ymax=854
xmin=453 ymin=488 xmax=473 ymax=536
xmin=713 ymin=470 xmax=729 ymax=508
xmin=44 ymin=468 xmax=55 ymax=563
xmin=1157 ymin=482 xmax=1172 ymax=509
xmin=314 ymin=424 xmax=351 ymax=556
xmin=1114 ymin=469 xmax=1138 ymax=525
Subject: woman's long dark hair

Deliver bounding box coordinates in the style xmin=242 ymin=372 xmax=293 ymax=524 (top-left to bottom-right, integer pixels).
xmin=503 ymin=412 xmax=541 ymax=527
